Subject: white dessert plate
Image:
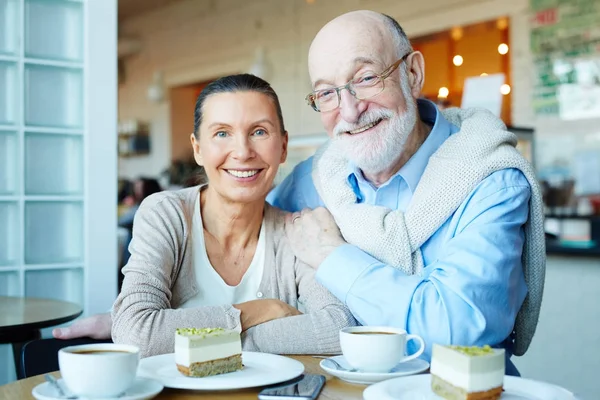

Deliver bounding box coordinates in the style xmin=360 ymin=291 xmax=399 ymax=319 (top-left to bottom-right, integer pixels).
xmin=138 ymin=351 xmax=304 ymax=390
xmin=32 ymin=377 xmax=163 ymax=400
xmin=319 ymin=355 xmax=429 ymax=385
xmin=363 ymin=374 xmax=579 ymax=400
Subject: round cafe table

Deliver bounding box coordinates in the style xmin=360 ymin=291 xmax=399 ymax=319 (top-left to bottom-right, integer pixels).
xmin=0 ymin=296 xmax=83 ymax=379
xmin=0 ymin=356 xmax=365 ymax=399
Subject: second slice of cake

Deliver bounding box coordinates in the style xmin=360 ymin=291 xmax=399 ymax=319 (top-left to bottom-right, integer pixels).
xmin=430 ymin=344 xmax=505 ymax=400
xmin=175 ymin=328 xmax=243 ymax=377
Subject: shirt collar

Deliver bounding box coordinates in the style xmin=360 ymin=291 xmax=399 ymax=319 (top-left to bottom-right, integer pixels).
xmin=347 ymin=99 xmax=458 ymax=192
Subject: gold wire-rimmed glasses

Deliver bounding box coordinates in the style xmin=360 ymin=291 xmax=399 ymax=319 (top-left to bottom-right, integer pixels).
xmin=305 ymin=52 xmax=412 ymax=112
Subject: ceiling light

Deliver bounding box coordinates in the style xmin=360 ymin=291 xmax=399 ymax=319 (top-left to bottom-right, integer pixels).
xmin=453 ymin=55 xmax=463 ymax=66
xmin=497 ymin=17 xmax=509 ymax=30
xmin=147 ymin=71 xmax=165 ymax=103
xmin=451 ymin=27 xmax=463 ymax=41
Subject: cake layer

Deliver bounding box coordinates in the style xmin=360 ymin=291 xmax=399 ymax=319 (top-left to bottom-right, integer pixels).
xmin=430 ymin=360 xmax=504 ymax=393
xmin=175 ymin=341 xmax=242 ymax=366
xmin=177 ymin=354 xmax=243 ymax=377
xmin=430 ymin=344 xmax=504 ymax=392
xmin=174 ymin=328 xmax=242 ymax=367
xmin=431 ymin=374 xmax=502 ymax=400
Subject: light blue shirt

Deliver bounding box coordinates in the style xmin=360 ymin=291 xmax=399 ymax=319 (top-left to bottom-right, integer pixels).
xmin=267 ymin=100 xmax=529 ymax=375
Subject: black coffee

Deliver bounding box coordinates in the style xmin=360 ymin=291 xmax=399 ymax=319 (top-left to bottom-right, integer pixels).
xmin=71 ymin=350 xmax=131 ymax=355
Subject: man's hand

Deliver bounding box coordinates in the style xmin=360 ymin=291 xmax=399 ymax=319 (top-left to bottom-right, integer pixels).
xmin=234 ymin=299 xmax=302 ymax=331
xmin=52 ymin=312 xmax=113 ymax=340
xmin=284 ymin=207 xmax=346 ymax=269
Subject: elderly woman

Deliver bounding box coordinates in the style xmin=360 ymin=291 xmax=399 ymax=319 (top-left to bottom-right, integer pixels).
xmin=86 ymin=74 xmax=355 ymax=357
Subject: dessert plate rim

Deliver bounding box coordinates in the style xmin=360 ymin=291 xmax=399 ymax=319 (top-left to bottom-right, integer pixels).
xmin=138 ymin=351 xmax=304 ymax=390
xmin=363 ymin=373 xmax=580 ymax=400
xmin=32 ymin=377 xmax=163 ymax=400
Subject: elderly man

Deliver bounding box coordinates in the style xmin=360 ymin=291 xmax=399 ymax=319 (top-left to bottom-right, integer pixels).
xmin=56 ymin=11 xmax=545 ymax=376
xmin=268 ymin=10 xmax=545 ymax=376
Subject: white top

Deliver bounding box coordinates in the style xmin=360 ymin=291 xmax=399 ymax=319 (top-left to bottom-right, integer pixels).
xmin=180 ymin=194 xmax=265 ymax=308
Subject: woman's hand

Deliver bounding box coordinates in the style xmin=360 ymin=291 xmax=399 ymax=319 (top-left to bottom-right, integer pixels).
xmin=52 ymin=312 xmax=113 ymax=340
xmin=234 ymin=299 xmax=302 ymax=331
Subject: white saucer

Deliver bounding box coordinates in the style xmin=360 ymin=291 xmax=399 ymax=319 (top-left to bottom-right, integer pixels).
xmin=319 ymin=355 xmax=429 ymax=385
xmin=363 ymin=374 xmax=580 ymax=400
xmin=32 ymin=377 xmax=164 ymax=400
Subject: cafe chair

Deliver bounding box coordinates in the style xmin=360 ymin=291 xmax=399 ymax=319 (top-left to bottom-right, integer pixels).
xmin=18 ymin=338 xmax=112 ymax=379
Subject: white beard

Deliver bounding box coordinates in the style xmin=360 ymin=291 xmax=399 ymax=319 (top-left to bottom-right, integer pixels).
xmin=331 ymin=76 xmax=418 ymax=175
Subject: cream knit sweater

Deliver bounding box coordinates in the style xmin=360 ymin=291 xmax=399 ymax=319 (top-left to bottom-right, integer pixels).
xmin=312 ymin=107 xmax=545 ymax=356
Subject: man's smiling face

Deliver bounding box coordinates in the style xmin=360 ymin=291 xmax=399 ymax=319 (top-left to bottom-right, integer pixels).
xmin=308 ymin=11 xmax=419 ymax=174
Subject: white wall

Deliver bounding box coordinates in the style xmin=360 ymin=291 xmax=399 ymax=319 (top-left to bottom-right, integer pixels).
xmin=115 ymin=0 xmax=600 ymax=396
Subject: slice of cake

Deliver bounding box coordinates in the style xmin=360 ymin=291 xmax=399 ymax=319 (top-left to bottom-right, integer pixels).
xmin=175 ymin=328 xmax=243 ymax=377
xmin=431 ymin=344 xmax=504 ymax=400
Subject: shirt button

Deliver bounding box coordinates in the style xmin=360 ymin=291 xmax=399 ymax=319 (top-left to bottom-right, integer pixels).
xmin=256 ymin=292 xmax=263 ymax=298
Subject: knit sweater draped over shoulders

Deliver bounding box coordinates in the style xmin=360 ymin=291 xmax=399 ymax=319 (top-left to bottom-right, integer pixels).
xmin=111 ymin=185 xmax=356 ymax=357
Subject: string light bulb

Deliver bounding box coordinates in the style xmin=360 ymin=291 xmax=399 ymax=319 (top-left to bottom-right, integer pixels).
xmin=498 ymin=43 xmax=509 ymax=55
xmin=438 ymin=87 xmax=449 ymax=99
xmin=500 ymin=84 xmax=511 ymax=95
xmin=453 ymin=55 xmax=463 ymax=66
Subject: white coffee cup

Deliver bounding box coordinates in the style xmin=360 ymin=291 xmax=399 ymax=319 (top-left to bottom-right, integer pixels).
xmin=58 ymin=343 xmax=140 ymax=398
xmin=339 ymin=326 xmax=425 ymax=373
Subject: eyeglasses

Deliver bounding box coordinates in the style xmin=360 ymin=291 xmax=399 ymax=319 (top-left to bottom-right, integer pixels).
xmin=305 ymin=52 xmax=412 ymax=113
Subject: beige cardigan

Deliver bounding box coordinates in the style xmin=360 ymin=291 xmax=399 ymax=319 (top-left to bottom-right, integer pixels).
xmin=111 ymin=186 xmax=356 ymax=358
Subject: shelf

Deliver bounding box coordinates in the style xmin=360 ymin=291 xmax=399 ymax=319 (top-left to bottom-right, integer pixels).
xmin=25 ymin=64 xmax=83 ymax=128
xmin=0 ymin=55 xmax=17 ymax=62
xmin=25 ymin=0 xmax=83 ymax=62
xmin=24 ymin=126 xmax=83 ymax=135
xmin=24 ymin=58 xmax=83 ymax=69
xmin=118 ymin=134 xmax=151 ymax=157
xmin=24 ymin=263 xmax=81 ymax=271
xmin=0 ymin=0 xmax=19 ymax=56
xmin=23 ymin=195 xmax=84 ymax=201
xmin=0 ymin=201 xmax=18 ymax=266
xmin=546 ymin=239 xmax=600 ymax=258
xmin=0 ymin=61 xmax=17 ymax=125
xmin=0 ymin=131 xmax=17 ymax=194
xmin=25 ymin=201 xmax=83 ymax=264
xmin=25 ymin=133 xmax=83 ymax=195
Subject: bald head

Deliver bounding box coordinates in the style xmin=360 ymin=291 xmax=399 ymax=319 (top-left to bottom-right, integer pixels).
xmin=308 ymin=11 xmax=412 ymax=86
xmin=305 ymin=10 xmax=427 ymax=177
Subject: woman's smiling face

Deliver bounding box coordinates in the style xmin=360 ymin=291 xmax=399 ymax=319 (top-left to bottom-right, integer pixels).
xmin=191 ymin=91 xmax=288 ymax=205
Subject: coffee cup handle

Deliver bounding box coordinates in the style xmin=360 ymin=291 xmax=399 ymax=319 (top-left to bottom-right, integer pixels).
xmin=403 ymin=334 xmax=425 ymax=363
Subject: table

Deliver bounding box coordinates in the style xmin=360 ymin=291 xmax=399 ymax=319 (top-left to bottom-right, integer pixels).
xmin=0 ymin=356 xmax=366 ymax=399
xmin=0 ymin=296 xmax=83 ymax=379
